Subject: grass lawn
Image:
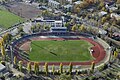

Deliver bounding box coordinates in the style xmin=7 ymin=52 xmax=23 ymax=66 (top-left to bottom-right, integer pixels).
xmin=0 ymin=9 xmax=24 ymax=28
xmin=29 ymin=40 xmax=94 ymax=62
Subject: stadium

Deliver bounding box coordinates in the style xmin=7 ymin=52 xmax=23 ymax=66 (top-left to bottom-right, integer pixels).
xmin=12 ymin=32 xmax=107 ymax=67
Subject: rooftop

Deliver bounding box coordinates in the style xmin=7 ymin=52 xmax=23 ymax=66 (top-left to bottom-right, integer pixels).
xmin=111 ymin=13 xmax=120 ymax=20
xmin=64 ymin=4 xmax=73 ymax=8
xmin=0 ymin=64 xmax=6 ymax=72
xmin=34 ymin=18 xmax=63 ymax=23
xmin=74 ymin=1 xmax=83 ymax=4
xmin=113 ymin=32 xmax=120 ymax=37
xmin=99 ymin=11 xmax=108 ymax=16
xmin=48 ymin=0 xmax=60 ymax=5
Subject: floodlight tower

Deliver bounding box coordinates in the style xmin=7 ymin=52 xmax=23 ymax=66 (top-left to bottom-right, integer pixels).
xmin=10 ymin=45 xmax=14 ymax=66
xmin=61 ymin=16 xmax=65 ymax=27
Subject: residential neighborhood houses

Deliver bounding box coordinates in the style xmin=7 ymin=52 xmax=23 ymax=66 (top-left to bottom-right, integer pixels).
xmin=0 ymin=0 xmax=120 ymax=80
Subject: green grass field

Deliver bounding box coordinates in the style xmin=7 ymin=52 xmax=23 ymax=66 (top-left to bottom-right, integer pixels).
xmin=0 ymin=9 xmax=24 ymax=28
xmin=29 ymin=40 xmax=94 ymax=62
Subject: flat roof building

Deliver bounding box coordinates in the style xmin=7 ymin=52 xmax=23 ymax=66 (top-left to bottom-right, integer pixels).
xmin=50 ymin=27 xmax=67 ymax=32
xmin=48 ymin=0 xmax=60 ymax=9
xmin=0 ymin=64 xmax=6 ymax=73
xmin=34 ymin=18 xmax=63 ymax=27
xmin=34 ymin=17 xmax=67 ymax=32
xmin=111 ymin=13 xmax=120 ymax=20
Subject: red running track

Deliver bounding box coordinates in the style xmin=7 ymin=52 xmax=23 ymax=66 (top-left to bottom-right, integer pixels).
xmin=16 ymin=37 xmax=106 ymax=66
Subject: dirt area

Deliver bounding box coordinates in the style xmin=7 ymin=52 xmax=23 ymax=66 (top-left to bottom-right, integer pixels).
xmin=19 ymin=41 xmax=31 ymax=53
xmin=4 ymin=2 xmax=41 ymax=19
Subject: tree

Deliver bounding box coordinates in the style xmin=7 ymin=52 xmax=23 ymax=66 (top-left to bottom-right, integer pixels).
xmin=18 ymin=27 xmax=23 ymax=33
xmin=68 ymin=63 xmax=73 ymax=74
xmin=58 ymin=0 xmax=67 ymax=5
xmin=38 ymin=0 xmax=48 ymax=3
xmin=103 ymin=26 xmax=108 ymax=30
xmin=43 ymin=25 xmax=47 ymax=30
xmin=27 ymin=62 xmax=31 ymax=73
xmin=36 ymin=63 xmax=39 ymax=74
xmin=116 ymin=19 xmax=120 ymax=26
xmin=36 ymin=23 xmax=41 ymax=30
xmin=72 ymin=0 xmax=77 ymax=3
xmin=75 ymin=70 xmax=79 ymax=75
xmin=59 ymin=74 xmax=71 ymax=80
xmin=86 ymin=26 xmax=92 ymax=33
xmin=70 ymin=18 xmax=76 ymax=24
xmin=18 ymin=27 xmax=25 ymax=36
xmin=44 ymin=25 xmax=50 ymax=31
xmin=99 ymin=1 xmax=104 ymax=9
xmin=60 ymin=63 xmax=63 ymax=74
xmin=116 ymin=0 xmax=120 ymax=4
xmin=80 ymin=1 xmax=89 ymax=8
xmin=2 ymin=33 xmax=9 ymax=43
xmin=114 ymin=51 xmax=118 ymax=58
xmin=101 ymin=17 xmax=106 ymax=24
xmin=71 ymin=24 xmax=77 ymax=31
xmin=1 ymin=45 xmax=6 ymax=60
xmin=79 ymin=24 xmax=85 ymax=32
xmin=14 ymin=56 xmax=17 ymax=66
xmin=52 ymin=65 xmax=55 ymax=75
xmin=106 ymin=14 xmax=111 ymax=20
xmin=102 ymin=7 xmax=106 ymax=11
xmin=34 ymin=62 xmax=39 ymax=75
xmin=31 ymin=26 xmax=35 ymax=33
xmin=0 ymin=38 xmax=4 ymax=47
xmin=18 ymin=61 xmax=22 ymax=72
xmin=74 ymin=4 xmax=81 ymax=13
xmin=64 ymin=22 xmax=70 ymax=28
xmin=0 ymin=40 xmax=2 ymax=48
xmin=42 ymin=10 xmax=49 ymax=16
xmin=38 ymin=0 xmax=44 ymax=3
xmin=92 ymin=28 xmax=99 ymax=35
xmin=76 ymin=7 xmax=81 ymax=13
xmin=91 ymin=61 xmax=95 ymax=73
xmin=7 ymin=33 xmax=12 ymax=42
xmin=34 ymin=62 xmax=37 ymax=74
xmin=0 ymin=61 xmax=5 ymax=66
xmin=44 ymin=62 xmax=48 ymax=75
xmin=85 ymin=0 xmax=95 ymax=4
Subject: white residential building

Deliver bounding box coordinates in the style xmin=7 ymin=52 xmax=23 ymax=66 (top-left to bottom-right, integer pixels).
xmin=64 ymin=4 xmax=73 ymax=11
xmin=111 ymin=13 xmax=120 ymax=20
xmin=66 ymin=0 xmax=73 ymax=4
xmin=0 ymin=64 xmax=6 ymax=73
xmin=74 ymin=1 xmax=83 ymax=5
xmin=48 ymin=0 xmax=60 ymax=9
xmin=99 ymin=11 xmax=108 ymax=16
xmin=109 ymin=7 xmax=118 ymax=11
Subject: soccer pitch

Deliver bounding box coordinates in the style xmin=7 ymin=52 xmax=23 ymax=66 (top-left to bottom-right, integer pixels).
xmin=29 ymin=40 xmax=94 ymax=62
xmin=0 ymin=9 xmax=24 ymax=28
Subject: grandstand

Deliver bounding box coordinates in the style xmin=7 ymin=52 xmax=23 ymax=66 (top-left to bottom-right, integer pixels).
xmin=50 ymin=27 xmax=67 ymax=32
